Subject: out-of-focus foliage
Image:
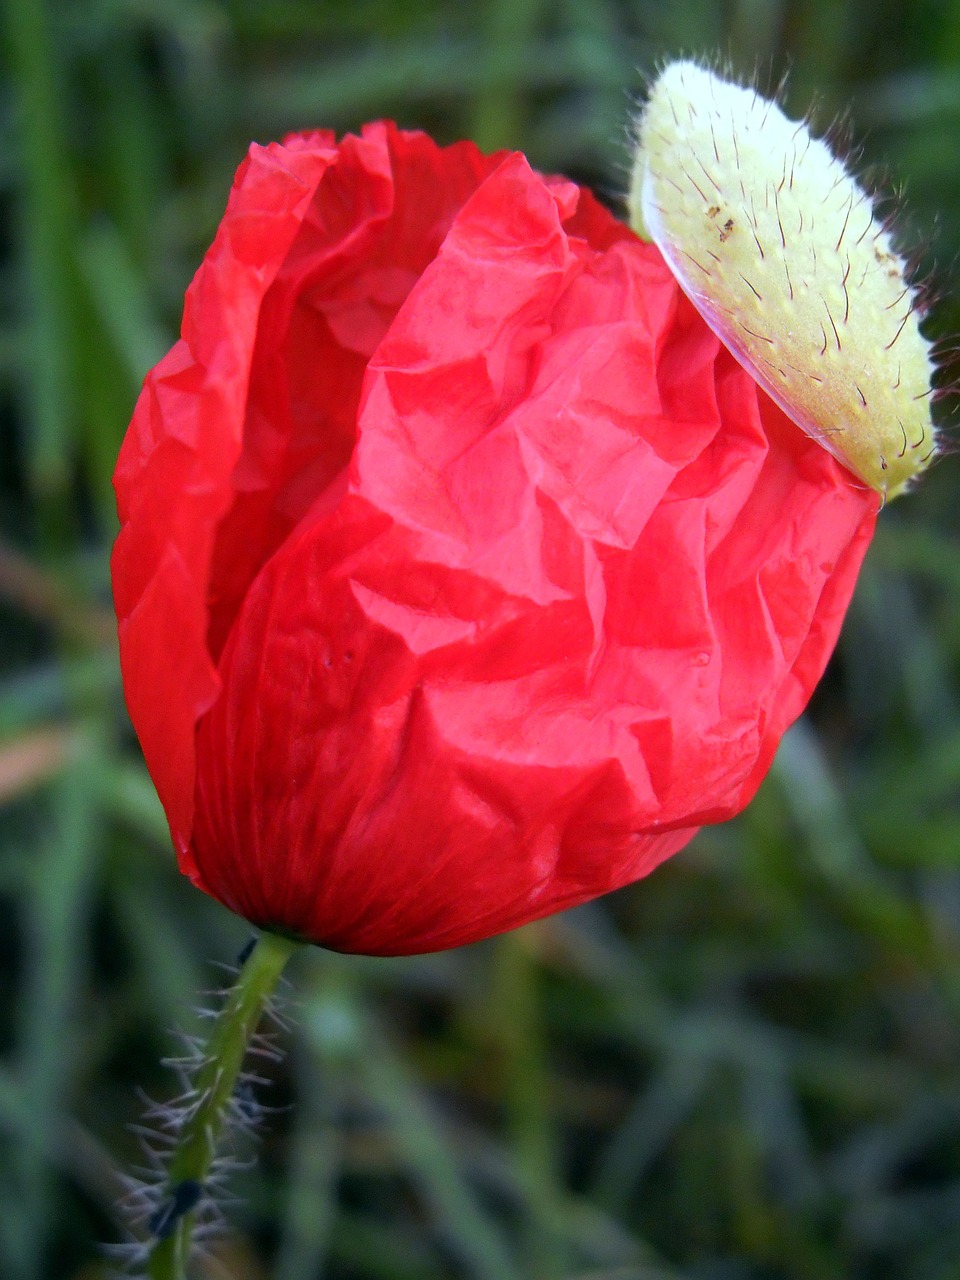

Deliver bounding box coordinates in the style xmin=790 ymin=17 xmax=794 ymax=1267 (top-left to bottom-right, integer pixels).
xmin=1 ymin=2 xmax=959 ymax=1278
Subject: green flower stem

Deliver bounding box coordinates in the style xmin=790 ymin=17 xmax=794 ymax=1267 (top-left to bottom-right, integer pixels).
xmin=146 ymin=930 xmax=299 ymax=1280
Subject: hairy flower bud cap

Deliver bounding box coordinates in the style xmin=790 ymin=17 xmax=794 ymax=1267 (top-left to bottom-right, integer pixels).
xmin=630 ymin=60 xmax=936 ymax=500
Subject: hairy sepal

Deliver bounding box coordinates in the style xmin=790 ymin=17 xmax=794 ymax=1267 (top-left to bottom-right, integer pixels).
xmin=630 ymin=59 xmax=936 ymax=500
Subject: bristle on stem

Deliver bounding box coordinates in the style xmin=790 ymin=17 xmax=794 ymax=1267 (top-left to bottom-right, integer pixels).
xmin=132 ymin=931 xmax=298 ymax=1280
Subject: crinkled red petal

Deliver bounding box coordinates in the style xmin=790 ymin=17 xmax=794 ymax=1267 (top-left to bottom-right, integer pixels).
xmin=177 ymin=150 xmax=877 ymax=954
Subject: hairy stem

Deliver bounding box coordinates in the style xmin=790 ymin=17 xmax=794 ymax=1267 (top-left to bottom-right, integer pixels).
xmin=146 ymin=931 xmax=299 ymax=1280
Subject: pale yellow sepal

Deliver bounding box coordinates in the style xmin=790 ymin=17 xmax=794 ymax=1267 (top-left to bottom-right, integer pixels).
xmin=630 ymin=60 xmax=936 ymax=500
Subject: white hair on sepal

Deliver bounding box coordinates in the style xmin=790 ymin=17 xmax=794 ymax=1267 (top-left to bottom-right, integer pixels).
xmin=628 ymin=58 xmax=942 ymax=500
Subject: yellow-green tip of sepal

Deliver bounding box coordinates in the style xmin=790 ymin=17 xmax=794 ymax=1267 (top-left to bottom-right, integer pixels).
xmin=629 ymin=59 xmax=937 ymax=500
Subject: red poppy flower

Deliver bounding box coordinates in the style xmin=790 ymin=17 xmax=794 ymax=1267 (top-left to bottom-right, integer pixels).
xmin=112 ymin=121 xmax=877 ymax=955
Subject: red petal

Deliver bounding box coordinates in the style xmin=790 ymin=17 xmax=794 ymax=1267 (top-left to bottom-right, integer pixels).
xmin=113 ymin=125 xmax=503 ymax=855
xmin=205 ymin=123 xmax=504 ymax=660
xmin=183 ymin=153 xmax=876 ymax=953
xmin=114 ymin=134 xmax=341 ymax=848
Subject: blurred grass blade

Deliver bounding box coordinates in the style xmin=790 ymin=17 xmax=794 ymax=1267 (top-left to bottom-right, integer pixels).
xmin=0 ymin=540 xmax=116 ymax=646
xmin=274 ymin=1046 xmax=341 ymax=1280
xmin=4 ymin=0 xmax=80 ymax=534
xmin=772 ymin=719 xmax=871 ymax=879
xmin=303 ymin=963 xmax=521 ymax=1280
xmin=0 ymin=652 xmax=120 ymax=737
xmin=589 ymin=1052 xmax=712 ymax=1215
xmin=78 ymin=220 xmax=171 ymax=388
xmin=490 ymin=928 xmax=569 ymax=1277
xmin=13 ymin=727 xmax=106 ymax=1280
xmin=467 ymin=0 xmax=545 ymax=150
xmin=360 ymin=1017 xmax=521 ymax=1280
xmin=0 ymin=725 xmax=75 ymax=803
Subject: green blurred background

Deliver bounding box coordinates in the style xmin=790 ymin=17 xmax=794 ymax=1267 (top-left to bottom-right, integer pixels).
xmin=2 ymin=1 xmax=960 ymax=1277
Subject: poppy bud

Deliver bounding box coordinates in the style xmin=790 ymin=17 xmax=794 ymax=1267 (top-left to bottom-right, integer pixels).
xmin=113 ymin=121 xmax=877 ymax=955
